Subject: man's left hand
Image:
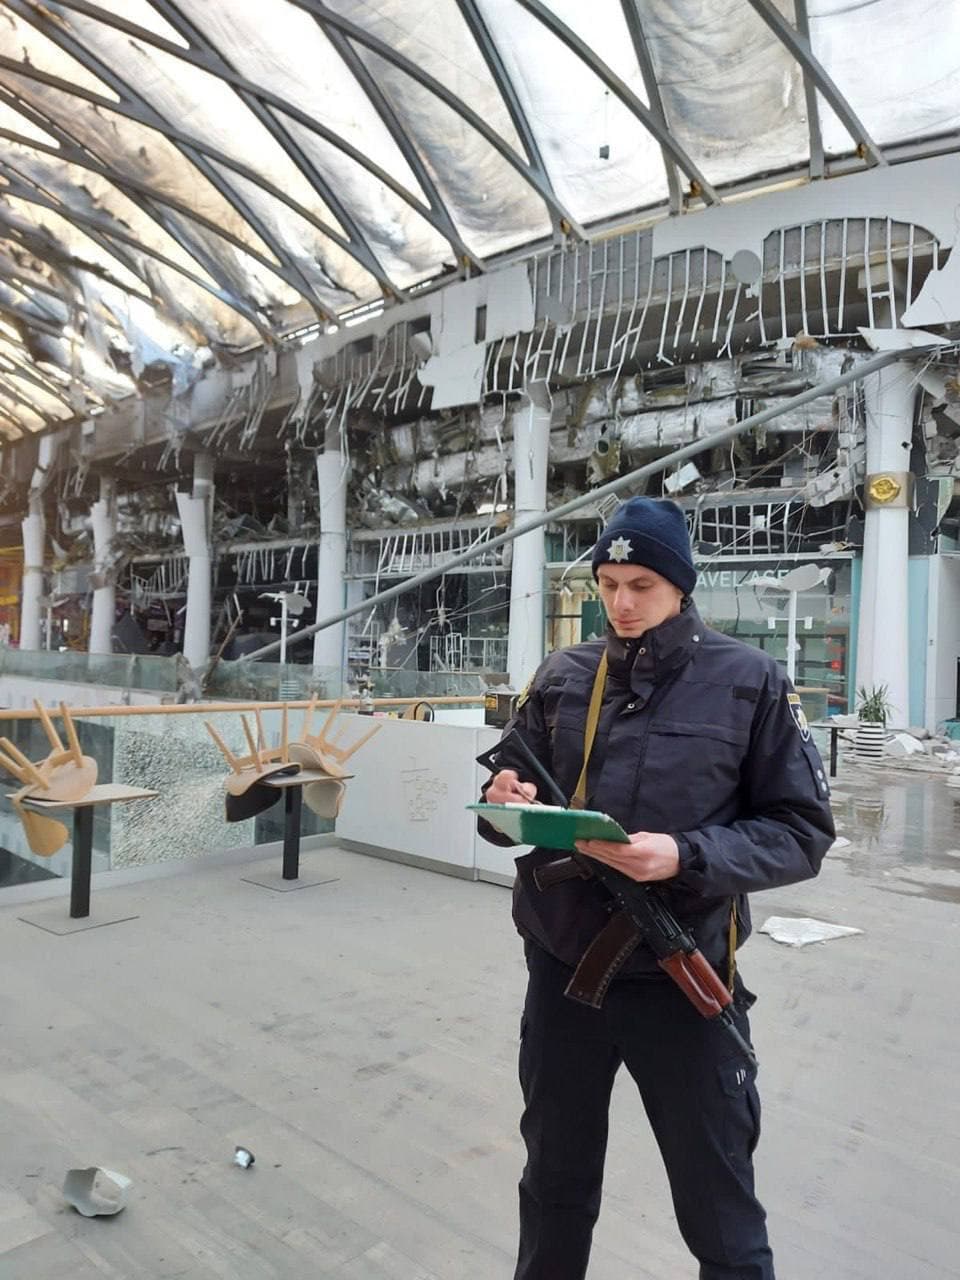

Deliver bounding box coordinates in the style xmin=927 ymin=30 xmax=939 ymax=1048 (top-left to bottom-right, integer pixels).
xmin=575 ymin=831 xmax=680 ymax=881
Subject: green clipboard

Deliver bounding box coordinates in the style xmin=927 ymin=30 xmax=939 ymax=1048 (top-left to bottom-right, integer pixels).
xmin=468 ymin=803 xmax=629 ymax=850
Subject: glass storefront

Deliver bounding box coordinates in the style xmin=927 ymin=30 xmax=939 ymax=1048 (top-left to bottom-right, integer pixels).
xmin=546 ymin=558 xmax=854 ymax=715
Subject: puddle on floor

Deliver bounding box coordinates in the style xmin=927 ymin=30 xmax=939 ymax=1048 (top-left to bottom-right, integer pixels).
xmin=828 ymin=766 xmax=960 ymax=903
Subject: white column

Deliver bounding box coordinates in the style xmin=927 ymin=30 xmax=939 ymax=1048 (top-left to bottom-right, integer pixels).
xmin=507 ymin=381 xmax=551 ymax=688
xmin=313 ymin=444 xmax=347 ymax=672
xmin=855 ymin=362 xmax=915 ymax=727
xmin=177 ymin=452 xmax=213 ymax=670
xmin=19 ymin=433 xmax=61 ymax=651
xmin=19 ymin=502 xmax=44 ymax=651
xmin=89 ymin=474 xmax=116 ymax=654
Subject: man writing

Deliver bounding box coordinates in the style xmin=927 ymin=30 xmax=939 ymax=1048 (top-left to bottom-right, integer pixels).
xmin=480 ymin=496 xmax=835 ymax=1279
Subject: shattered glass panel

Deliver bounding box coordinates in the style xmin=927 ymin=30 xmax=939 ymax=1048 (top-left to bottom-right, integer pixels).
xmin=808 ymin=0 xmax=960 ymax=153
xmin=0 ymin=72 xmax=297 ymax=270
xmin=207 ymin=162 xmax=381 ymax=310
xmin=181 ymin=1 xmax=428 ymax=201
xmin=632 ymin=0 xmax=809 ymax=187
xmin=45 ymin=8 xmax=352 ymax=243
xmin=475 ymin=0 xmax=670 ymax=223
xmin=350 ymin=47 xmax=553 ymax=257
xmin=318 ymin=0 xmax=525 ymax=156
xmin=4 ymin=141 xmax=222 ymax=289
xmin=2 ymin=193 xmax=146 ymax=295
xmin=109 ymin=711 xmax=255 ymax=870
xmin=0 ymin=9 xmax=121 ymax=102
xmin=0 ymin=99 xmax=60 ymax=149
xmin=267 ymin=117 xmax=456 ymax=290
xmin=2 ymin=191 xmax=265 ymax=347
xmin=76 ymin=0 xmax=190 ymax=48
xmin=1 ymin=371 xmax=71 ymax=419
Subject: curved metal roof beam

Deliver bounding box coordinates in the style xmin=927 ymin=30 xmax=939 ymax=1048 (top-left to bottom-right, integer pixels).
xmin=454 ymin=0 xmax=556 ymax=221
xmin=147 ymin=0 xmax=474 ymax=281
xmin=313 ymin=12 xmax=486 ymax=270
xmin=744 ymin=0 xmax=886 ymax=167
xmin=0 ymin=178 xmax=276 ymax=341
xmin=0 ymin=111 xmax=335 ymax=327
xmin=1 ymin=169 xmax=151 ymax=292
xmin=5 ymin=0 xmax=343 ymax=316
xmin=44 ymin=0 xmax=476 ymax=280
xmin=0 ymin=362 xmax=73 ymax=413
xmin=0 ymin=341 xmax=75 ymax=407
xmin=288 ymin=0 xmax=587 ymax=238
xmin=619 ymin=1 xmax=683 ymax=214
xmin=0 ymin=373 xmax=64 ymax=421
xmin=1 ymin=214 xmax=150 ymax=305
xmin=0 ymin=56 xmax=406 ymax=308
xmin=512 ymin=0 xmax=720 ymax=205
xmin=138 ymin=0 xmax=407 ymax=301
xmin=793 ymin=0 xmax=824 ymax=180
xmin=0 ymin=297 xmax=65 ymax=339
xmin=0 ymin=407 xmax=26 ymax=438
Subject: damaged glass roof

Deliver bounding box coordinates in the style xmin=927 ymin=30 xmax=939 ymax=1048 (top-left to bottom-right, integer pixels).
xmin=0 ymin=0 xmax=958 ymax=439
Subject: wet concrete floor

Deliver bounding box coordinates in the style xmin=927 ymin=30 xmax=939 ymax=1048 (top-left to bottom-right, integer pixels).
xmin=827 ymin=764 xmax=960 ymax=903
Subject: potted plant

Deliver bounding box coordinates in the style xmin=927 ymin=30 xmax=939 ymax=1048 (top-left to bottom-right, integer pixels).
xmin=855 ymin=684 xmax=893 ymax=760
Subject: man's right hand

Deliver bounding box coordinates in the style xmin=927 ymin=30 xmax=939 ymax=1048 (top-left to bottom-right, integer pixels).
xmin=485 ymin=769 xmax=538 ymax=805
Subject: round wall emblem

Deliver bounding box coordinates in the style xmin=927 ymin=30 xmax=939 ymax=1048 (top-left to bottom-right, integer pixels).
xmin=867 ymin=474 xmax=902 ymax=505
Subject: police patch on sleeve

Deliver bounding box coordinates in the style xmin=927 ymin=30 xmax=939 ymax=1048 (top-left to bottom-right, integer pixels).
xmin=516 ymin=676 xmax=534 ymax=710
xmin=786 ymin=692 xmax=811 ymax=742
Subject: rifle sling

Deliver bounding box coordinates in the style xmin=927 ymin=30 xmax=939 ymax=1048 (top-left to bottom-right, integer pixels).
xmin=564 ymin=909 xmax=641 ymax=1008
xmin=569 ymin=651 xmax=607 ymax=810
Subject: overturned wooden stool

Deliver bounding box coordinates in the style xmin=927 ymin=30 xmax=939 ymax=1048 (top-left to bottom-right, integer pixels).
xmin=205 ymin=708 xmax=300 ymax=823
xmin=0 ymin=702 xmax=99 ymax=856
xmin=288 ymin=697 xmax=381 ymax=817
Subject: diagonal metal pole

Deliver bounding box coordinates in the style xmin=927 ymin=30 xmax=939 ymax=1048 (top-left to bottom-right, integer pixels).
xmin=240 ymin=346 xmax=929 ymax=662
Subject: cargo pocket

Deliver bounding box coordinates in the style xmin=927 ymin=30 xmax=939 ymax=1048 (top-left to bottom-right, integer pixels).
xmin=718 ymin=1058 xmax=761 ymax=1161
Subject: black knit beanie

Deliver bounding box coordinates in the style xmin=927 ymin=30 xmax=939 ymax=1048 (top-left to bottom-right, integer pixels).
xmin=590 ymin=497 xmax=697 ymax=595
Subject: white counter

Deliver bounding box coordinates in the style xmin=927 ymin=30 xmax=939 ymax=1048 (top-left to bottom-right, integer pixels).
xmin=334 ymin=717 xmax=528 ymax=883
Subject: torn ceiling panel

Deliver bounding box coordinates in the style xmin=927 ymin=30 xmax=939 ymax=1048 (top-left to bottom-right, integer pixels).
xmin=0 ymin=0 xmax=957 ymax=443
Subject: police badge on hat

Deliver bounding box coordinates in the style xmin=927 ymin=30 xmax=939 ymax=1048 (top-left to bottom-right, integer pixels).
xmin=786 ymin=692 xmax=810 ymax=742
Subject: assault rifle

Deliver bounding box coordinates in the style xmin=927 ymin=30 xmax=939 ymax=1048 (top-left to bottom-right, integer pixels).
xmin=477 ymin=728 xmax=757 ymax=1066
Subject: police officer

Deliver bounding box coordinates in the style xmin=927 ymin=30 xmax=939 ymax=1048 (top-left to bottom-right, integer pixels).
xmin=480 ymin=497 xmax=835 ymax=1280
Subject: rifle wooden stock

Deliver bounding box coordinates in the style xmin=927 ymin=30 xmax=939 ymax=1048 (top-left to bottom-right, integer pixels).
xmin=657 ymin=949 xmax=733 ymax=1019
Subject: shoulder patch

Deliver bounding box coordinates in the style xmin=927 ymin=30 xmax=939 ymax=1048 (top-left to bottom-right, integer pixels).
xmin=516 ymin=676 xmax=534 ymax=710
xmin=786 ymin=692 xmax=811 ymax=741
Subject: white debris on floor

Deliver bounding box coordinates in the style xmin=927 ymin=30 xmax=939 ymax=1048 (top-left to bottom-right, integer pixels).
xmin=759 ymin=916 xmax=864 ymax=947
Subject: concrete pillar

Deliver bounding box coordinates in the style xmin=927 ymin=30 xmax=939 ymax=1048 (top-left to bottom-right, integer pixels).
xmin=89 ymin=474 xmax=116 ymax=654
xmin=176 ymin=452 xmax=213 ymax=670
xmin=855 ymin=362 xmax=915 ymax=727
xmin=313 ymin=440 xmax=347 ymax=672
xmin=19 ymin=502 xmax=44 ymax=651
xmin=19 ymin=432 xmax=61 ymax=651
xmin=507 ymin=381 xmax=551 ymax=688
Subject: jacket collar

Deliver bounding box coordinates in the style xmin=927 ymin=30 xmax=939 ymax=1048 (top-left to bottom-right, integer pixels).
xmin=604 ymin=601 xmax=703 ymax=689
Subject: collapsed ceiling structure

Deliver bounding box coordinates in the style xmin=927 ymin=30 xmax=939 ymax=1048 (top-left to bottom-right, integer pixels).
xmin=0 ymin=0 xmax=959 ymax=683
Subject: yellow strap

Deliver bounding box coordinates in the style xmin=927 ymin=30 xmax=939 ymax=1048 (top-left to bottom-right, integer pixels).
xmin=727 ymin=900 xmax=738 ymax=992
xmin=570 ymin=652 xmax=608 ymax=810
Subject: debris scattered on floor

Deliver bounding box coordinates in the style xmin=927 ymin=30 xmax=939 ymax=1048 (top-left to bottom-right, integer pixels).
xmin=759 ymin=916 xmax=863 ymax=948
xmin=62 ymin=1167 xmax=132 ymax=1216
xmin=885 ymin=732 xmax=925 ymax=758
xmin=829 ymin=836 xmax=851 ymax=850
xmin=233 ymin=1146 xmax=255 ymax=1168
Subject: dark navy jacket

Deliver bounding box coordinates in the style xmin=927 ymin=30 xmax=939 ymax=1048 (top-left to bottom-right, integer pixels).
xmin=479 ymin=603 xmax=835 ymax=977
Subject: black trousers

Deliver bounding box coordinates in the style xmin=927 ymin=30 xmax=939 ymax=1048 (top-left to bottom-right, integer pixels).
xmin=515 ymin=943 xmax=774 ymax=1280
